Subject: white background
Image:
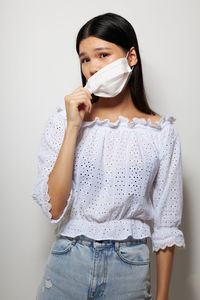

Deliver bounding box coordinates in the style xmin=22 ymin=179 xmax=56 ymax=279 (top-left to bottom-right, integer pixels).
xmin=1 ymin=0 xmax=199 ymax=299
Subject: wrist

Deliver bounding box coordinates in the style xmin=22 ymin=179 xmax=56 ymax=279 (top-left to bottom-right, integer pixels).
xmin=156 ymin=294 xmax=168 ymax=300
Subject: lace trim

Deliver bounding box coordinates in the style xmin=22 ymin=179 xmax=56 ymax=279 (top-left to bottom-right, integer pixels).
xmin=152 ymin=238 xmax=186 ymax=252
xmin=81 ymin=115 xmax=176 ymax=129
xmin=31 ymin=177 xmax=53 ymax=219
xmin=43 ymin=178 xmax=53 ymax=219
xmin=32 ymin=175 xmax=73 ymax=223
xmin=151 ymin=227 xmax=186 ymax=252
xmin=56 ymin=105 xmax=176 ymax=130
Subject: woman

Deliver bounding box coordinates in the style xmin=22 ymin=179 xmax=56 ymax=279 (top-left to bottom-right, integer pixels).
xmin=32 ymin=12 xmax=185 ymax=300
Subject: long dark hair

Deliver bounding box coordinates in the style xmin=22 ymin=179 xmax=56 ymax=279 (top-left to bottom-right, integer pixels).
xmin=76 ymin=12 xmax=158 ymax=115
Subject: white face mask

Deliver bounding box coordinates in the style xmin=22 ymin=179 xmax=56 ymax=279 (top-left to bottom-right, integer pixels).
xmin=84 ymin=51 xmax=133 ymax=98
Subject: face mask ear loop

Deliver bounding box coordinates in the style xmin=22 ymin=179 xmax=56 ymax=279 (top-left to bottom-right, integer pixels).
xmin=126 ymin=51 xmax=134 ymax=70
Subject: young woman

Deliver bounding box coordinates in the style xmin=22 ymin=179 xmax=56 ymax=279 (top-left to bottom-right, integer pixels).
xmin=32 ymin=12 xmax=185 ymax=300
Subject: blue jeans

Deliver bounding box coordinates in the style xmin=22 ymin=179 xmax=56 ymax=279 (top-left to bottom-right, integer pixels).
xmin=36 ymin=234 xmax=153 ymax=299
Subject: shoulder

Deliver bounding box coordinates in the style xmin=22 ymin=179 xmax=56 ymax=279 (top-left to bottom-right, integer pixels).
xmin=46 ymin=105 xmax=66 ymax=125
xmin=146 ymin=112 xmax=181 ymax=146
xmin=150 ymin=114 xmax=163 ymax=124
xmin=155 ymin=115 xmax=182 ymax=157
xmin=140 ymin=113 xmax=177 ymax=132
xmin=42 ymin=106 xmax=67 ymax=138
xmin=142 ymin=113 xmax=163 ymax=125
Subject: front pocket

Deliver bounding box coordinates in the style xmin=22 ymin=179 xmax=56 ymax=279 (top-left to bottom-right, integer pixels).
xmin=116 ymin=242 xmax=150 ymax=265
xmin=51 ymin=236 xmax=73 ymax=255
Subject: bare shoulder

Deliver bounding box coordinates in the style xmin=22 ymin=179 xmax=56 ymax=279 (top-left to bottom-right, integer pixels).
xmin=143 ymin=113 xmax=163 ymax=125
xmin=150 ymin=114 xmax=163 ymax=123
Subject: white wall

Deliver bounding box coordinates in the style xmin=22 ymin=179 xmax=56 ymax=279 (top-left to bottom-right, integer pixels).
xmin=1 ymin=0 xmax=199 ymax=299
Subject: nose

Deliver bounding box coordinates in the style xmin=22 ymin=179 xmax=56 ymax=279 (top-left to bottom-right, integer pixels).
xmin=89 ymin=68 xmax=99 ymax=77
xmin=89 ymin=60 xmax=101 ymax=77
xmin=90 ymin=70 xmax=98 ymax=77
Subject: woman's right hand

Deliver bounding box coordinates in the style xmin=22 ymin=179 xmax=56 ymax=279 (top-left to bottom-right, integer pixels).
xmin=64 ymin=86 xmax=92 ymax=128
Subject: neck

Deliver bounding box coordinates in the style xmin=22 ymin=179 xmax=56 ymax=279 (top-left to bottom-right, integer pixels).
xmin=92 ymin=82 xmax=139 ymax=115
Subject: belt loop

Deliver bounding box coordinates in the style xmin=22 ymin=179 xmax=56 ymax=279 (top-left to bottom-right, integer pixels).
xmin=71 ymin=237 xmax=78 ymax=245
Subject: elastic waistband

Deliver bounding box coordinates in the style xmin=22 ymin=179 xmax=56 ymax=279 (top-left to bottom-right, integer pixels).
xmin=60 ymin=234 xmax=147 ymax=249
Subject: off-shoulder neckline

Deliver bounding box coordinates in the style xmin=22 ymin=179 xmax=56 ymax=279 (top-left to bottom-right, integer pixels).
xmin=56 ymin=105 xmax=176 ymax=130
xmin=80 ymin=115 xmax=176 ymax=130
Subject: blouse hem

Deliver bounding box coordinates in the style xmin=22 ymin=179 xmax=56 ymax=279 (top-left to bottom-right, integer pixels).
xmin=56 ymin=218 xmax=152 ymax=241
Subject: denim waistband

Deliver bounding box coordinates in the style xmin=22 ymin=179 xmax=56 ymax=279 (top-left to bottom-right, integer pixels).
xmin=60 ymin=234 xmax=148 ymax=249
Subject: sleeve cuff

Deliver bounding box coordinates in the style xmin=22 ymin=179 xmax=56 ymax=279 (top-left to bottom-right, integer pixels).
xmin=151 ymin=226 xmax=186 ymax=252
xmin=32 ymin=178 xmax=74 ymax=224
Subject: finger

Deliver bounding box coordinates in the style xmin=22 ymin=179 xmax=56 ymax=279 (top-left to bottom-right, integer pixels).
xmin=74 ymin=98 xmax=91 ymax=112
xmin=83 ymin=87 xmax=92 ymax=100
xmin=76 ymin=92 xmax=92 ymax=111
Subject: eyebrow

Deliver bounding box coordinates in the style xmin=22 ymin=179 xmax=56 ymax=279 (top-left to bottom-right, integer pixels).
xmin=79 ymin=47 xmax=112 ymax=58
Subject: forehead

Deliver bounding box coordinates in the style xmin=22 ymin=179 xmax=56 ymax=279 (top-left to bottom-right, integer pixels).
xmin=79 ymin=36 xmax=118 ymax=56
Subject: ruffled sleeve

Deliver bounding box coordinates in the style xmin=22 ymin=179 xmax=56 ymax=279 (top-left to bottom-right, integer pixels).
xmin=31 ymin=111 xmax=73 ymax=223
xmin=151 ymin=123 xmax=186 ymax=252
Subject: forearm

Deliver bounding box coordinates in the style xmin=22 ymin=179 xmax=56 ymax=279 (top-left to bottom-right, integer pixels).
xmin=156 ymin=245 xmax=175 ymax=300
xmin=48 ymin=124 xmax=79 ymax=219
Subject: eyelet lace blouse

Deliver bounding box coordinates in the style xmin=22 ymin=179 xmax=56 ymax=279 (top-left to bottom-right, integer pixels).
xmin=32 ymin=104 xmax=186 ymax=253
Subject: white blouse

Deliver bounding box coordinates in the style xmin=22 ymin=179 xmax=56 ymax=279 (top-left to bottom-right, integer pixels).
xmin=32 ymin=104 xmax=186 ymax=252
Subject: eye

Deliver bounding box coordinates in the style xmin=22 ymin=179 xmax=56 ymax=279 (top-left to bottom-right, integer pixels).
xmin=99 ymin=53 xmax=108 ymax=58
xmin=81 ymin=53 xmax=109 ymax=64
xmin=81 ymin=58 xmax=89 ymax=64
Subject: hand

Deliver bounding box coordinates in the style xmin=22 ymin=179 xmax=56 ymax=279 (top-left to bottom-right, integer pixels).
xmin=64 ymin=86 xmax=92 ymax=128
